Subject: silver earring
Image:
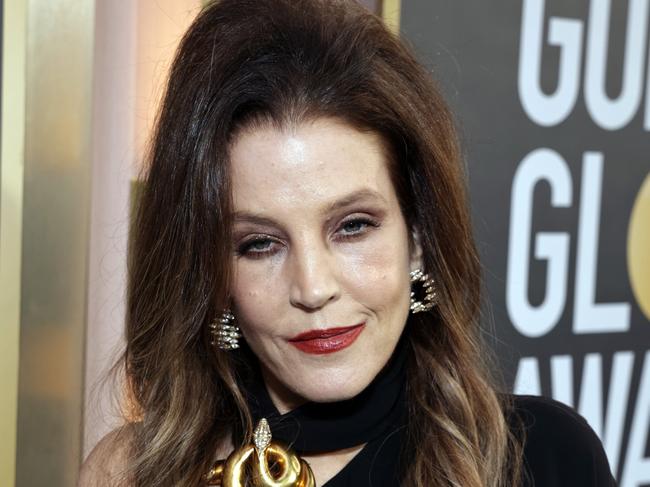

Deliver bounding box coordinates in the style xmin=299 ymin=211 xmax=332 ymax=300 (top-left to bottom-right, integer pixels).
xmin=409 ymin=269 xmax=437 ymax=313
xmin=209 ymin=310 xmax=242 ymax=350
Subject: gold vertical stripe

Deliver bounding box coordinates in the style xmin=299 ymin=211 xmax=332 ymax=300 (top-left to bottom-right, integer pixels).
xmin=381 ymin=0 xmax=401 ymax=35
xmin=0 ymin=0 xmax=27 ymax=485
xmin=15 ymin=0 xmax=94 ymax=484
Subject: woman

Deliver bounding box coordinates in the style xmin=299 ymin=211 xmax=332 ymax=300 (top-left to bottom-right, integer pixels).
xmin=79 ymin=0 xmax=616 ymax=485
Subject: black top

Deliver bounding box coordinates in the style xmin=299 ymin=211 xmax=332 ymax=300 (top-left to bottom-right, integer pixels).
xmin=512 ymin=395 xmax=617 ymax=487
xmin=313 ymin=394 xmax=617 ymax=486
xmin=244 ymin=340 xmax=616 ymax=486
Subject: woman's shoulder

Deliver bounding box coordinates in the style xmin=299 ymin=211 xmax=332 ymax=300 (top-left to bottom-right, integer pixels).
xmin=77 ymin=424 xmax=134 ymax=487
xmin=507 ymin=394 xmax=617 ymax=486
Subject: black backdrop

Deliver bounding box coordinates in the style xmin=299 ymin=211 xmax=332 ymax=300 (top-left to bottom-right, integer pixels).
xmin=400 ymin=1 xmax=650 ymax=485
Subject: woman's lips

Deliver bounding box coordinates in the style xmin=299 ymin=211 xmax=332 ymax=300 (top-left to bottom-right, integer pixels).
xmin=287 ymin=323 xmax=365 ymax=354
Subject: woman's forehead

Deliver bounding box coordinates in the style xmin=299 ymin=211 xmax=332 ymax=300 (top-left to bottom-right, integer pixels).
xmin=228 ymin=118 xmax=398 ymax=215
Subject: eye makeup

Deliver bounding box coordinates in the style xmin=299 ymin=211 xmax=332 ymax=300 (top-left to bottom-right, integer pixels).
xmin=234 ymin=216 xmax=383 ymax=259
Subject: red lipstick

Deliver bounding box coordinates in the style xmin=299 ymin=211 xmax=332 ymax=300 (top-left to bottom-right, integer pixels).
xmin=288 ymin=323 xmax=365 ymax=355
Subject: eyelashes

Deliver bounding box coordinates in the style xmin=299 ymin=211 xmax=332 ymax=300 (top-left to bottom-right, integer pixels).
xmin=235 ymin=216 xmax=381 ymax=259
xmin=236 ymin=237 xmax=277 ymax=257
xmin=336 ymin=217 xmax=379 ymax=240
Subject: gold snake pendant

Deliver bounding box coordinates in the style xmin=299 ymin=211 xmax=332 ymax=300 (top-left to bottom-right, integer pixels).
xmin=205 ymin=419 xmax=316 ymax=487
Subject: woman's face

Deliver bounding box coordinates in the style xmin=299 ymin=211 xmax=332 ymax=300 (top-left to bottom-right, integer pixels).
xmin=229 ymin=117 xmax=420 ymax=413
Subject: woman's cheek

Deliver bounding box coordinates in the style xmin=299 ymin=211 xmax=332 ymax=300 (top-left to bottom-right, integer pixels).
xmin=233 ymin=253 xmax=285 ymax=295
xmin=232 ymin=268 xmax=279 ymax=331
xmin=338 ymin=238 xmax=409 ymax=299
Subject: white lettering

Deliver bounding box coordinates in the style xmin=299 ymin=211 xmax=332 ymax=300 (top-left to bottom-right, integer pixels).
xmin=507 ymin=149 xmax=572 ymax=337
xmin=513 ymin=357 xmax=542 ymax=395
xmin=584 ymin=0 xmax=650 ymax=130
xmin=551 ymin=355 xmax=574 ymax=405
xmin=518 ymin=0 xmax=583 ymax=126
xmin=579 ymin=354 xmax=604 ymax=438
xmin=646 ymin=44 xmax=650 ymax=130
xmin=515 ymin=352 xmax=640 ymax=477
xmin=573 ymin=152 xmax=631 ymax=333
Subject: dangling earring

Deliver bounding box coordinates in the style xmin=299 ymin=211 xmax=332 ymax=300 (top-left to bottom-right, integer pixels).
xmin=409 ymin=269 xmax=437 ymax=313
xmin=209 ymin=310 xmax=242 ymax=350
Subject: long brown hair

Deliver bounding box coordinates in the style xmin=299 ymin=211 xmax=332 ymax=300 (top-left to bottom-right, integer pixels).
xmin=119 ymin=0 xmax=524 ymax=485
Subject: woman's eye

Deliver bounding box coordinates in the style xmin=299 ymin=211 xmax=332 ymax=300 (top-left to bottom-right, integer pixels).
xmin=337 ymin=217 xmax=378 ymax=239
xmin=237 ymin=237 xmax=278 ymax=257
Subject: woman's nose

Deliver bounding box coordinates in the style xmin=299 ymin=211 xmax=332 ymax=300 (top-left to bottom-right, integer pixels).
xmin=288 ymin=243 xmax=341 ymax=311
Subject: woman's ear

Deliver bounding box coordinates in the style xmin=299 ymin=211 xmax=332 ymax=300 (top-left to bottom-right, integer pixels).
xmin=409 ymin=228 xmax=424 ymax=272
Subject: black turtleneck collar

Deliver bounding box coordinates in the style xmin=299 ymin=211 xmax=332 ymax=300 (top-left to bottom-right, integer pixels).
xmin=244 ymin=336 xmax=409 ymax=454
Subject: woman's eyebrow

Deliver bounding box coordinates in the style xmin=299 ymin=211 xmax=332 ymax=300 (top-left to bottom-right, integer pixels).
xmin=320 ymin=189 xmax=388 ymax=216
xmin=232 ymin=213 xmax=280 ymax=227
xmin=232 ymin=189 xmax=387 ymax=226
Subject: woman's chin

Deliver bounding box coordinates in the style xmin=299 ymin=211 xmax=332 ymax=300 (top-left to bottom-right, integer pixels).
xmin=289 ymin=373 xmax=372 ymax=404
xmin=263 ymin=352 xmax=388 ymax=408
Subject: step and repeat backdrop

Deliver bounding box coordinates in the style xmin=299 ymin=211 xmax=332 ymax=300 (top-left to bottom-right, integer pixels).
xmin=400 ymin=1 xmax=649 ymax=485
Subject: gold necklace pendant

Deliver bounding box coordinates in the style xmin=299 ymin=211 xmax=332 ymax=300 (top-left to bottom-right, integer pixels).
xmin=206 ymin=419 xmax=316 ymax=487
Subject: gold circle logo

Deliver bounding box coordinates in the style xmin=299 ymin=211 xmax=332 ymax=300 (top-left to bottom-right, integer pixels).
xmin=627 ymin=173 xmax=650 ymax=320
